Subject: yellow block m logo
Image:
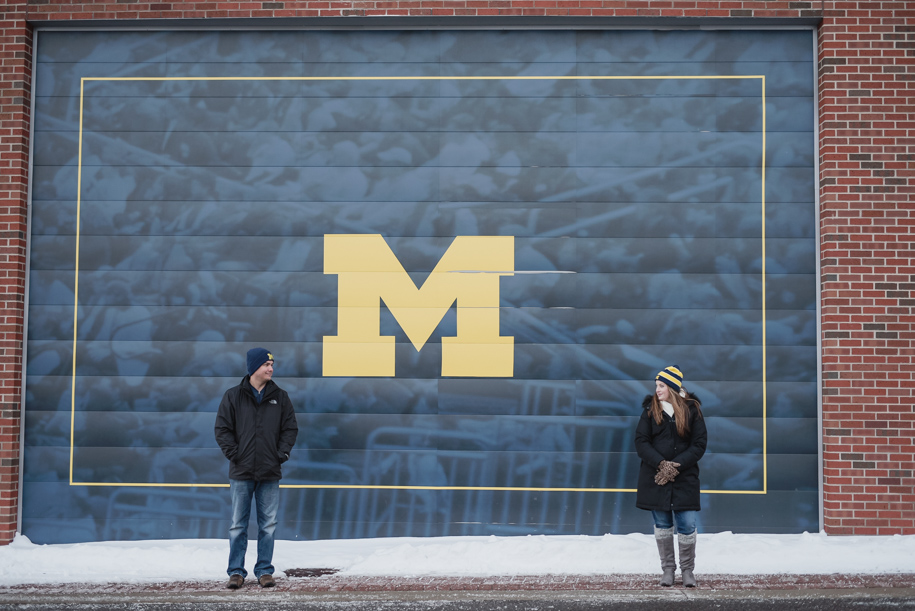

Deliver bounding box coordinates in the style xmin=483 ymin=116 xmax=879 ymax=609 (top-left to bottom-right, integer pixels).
xmin=323 ymin=234 xmax=514 ymax=377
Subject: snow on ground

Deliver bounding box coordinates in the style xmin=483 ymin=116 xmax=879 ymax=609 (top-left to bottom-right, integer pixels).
xmin=0 ymin=532 xmax=913 ymax=586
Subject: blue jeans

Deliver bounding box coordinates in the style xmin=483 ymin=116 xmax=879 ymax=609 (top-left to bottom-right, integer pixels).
xmin=652 ymin=510 xmax=698 ymax=535
xmin=227 ymin=479 xmax=279 ymax=578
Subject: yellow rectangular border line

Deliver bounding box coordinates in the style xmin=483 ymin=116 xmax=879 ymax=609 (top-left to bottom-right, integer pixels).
xmin=70 ymin=74 xmax=767 ymax=495
xmin=69 ymin=78 xmax=85 ymax=488
xmin=761 ymin=76 xmax=767 ymax=494
xmin=69 ymin=482 xmax=766 ymax=494
xmin=82 ymin=75 xmax=766 ymax=81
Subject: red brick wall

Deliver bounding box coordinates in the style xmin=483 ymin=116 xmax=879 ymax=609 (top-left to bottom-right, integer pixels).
xmin=0 ymin=1 xmax=912 ymax=543
xmin=0 ymin=0 xmax=31 ymax=545
xmin=818 ymin=1 xmax=915 ymax=535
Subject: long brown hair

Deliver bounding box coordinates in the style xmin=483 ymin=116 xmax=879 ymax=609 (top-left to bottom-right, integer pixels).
xmin=650 ymin=389 xmax=703 ymax=437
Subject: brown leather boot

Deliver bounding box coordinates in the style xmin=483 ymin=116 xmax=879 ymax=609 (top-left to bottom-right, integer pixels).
xmin=226 ymin=574 xmax=244 ymax=589
xmin=258 ymin=574 xmax=276 ymax=588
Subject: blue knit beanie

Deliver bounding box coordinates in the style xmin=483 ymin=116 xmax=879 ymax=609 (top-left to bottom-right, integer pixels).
xmin=246 ymin=347 xmax=273 ymax=376
xmin=656 ymin=365 xmax=683 ymax=392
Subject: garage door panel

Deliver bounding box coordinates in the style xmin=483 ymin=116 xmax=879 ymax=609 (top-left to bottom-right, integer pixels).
xmin=23 ymin=28 xmax=818 ymax=542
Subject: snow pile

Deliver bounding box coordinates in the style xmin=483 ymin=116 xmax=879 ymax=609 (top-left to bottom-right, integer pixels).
xmin=0 ymin=531 xmax=913 ymax=586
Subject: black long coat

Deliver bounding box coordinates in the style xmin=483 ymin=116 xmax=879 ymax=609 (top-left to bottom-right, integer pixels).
xmin=634 ymin=393 xmax=707 ymax=511
xmin=214 ymin=376 xmax=299 ymax=481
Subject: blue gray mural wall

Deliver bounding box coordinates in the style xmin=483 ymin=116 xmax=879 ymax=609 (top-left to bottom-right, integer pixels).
xmin=24 ymin=28 xmax=818 ymax=543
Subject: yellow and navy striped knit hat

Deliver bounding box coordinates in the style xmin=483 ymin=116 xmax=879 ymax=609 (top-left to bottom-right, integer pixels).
xmin=656 ymin=365 xmax=683 ymax=392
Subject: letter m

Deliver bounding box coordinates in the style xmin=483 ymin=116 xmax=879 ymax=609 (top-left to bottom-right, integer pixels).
xmin=323 ymin=234 xmax=514 ymax=377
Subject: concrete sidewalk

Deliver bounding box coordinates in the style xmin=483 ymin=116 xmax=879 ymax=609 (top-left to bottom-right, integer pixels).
xmin=2 ymin=572 xmax=914 ymax=594
xmin=246 ymin=572 xmax=915 ymax=592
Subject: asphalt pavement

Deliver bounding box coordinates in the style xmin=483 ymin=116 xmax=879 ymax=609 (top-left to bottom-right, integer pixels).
xmin=2 ymin=589 xmax=915 ymax=611
xmin=2 ymin=573 xmax=914 ymax=610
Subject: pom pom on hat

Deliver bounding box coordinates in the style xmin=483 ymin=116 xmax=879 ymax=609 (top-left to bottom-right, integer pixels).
xmin=247 ymin=347 xmax=273 ymax=376
xmin=656 ymin=365 xmax=683 ymax=392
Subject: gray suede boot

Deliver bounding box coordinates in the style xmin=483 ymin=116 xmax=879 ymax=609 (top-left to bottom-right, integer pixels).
xmin=678 ymin=531 xmax=697 ymax=588
xmin=654 ymin=526 xmax=676 ymax=587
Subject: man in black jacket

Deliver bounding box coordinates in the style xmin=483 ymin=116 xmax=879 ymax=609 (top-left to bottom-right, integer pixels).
xmin=215 ymin=347 xmax=298 ymax=590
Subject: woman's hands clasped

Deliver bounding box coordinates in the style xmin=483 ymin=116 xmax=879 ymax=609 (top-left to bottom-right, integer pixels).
xmin=654 ymin=460 xmax=681 ymax=486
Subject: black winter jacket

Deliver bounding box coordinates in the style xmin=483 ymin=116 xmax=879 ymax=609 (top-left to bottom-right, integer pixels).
xmin=634 ymin=393 xmax=707 ymax=512
xmin=214 ymin=376 xmax=298 ymax=481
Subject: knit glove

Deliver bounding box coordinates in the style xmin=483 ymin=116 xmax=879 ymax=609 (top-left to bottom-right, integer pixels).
xmin=654 ymin=460 xmax=681 ymax=486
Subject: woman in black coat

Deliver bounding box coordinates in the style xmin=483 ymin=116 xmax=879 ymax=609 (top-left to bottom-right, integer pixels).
xmin=634 ymin=365 xmax=706 ymax=588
